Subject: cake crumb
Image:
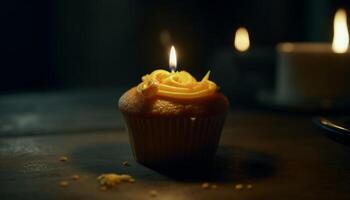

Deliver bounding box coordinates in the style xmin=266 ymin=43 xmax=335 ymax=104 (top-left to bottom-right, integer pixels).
xmin=72 ymin=175 xmax=80 ymax=181
xmin=149 ymin=190 xmax=157 ymax=197
xmin=97 ymin=173 xmax=134 ymax=187
xmin=59 ymin=156 xmax=68 ymax=162
xmin=190 ymin=117 xmax=196 ymax=121
xmin=201 ymin=182 xmax=209 ymax=189
xmin=235 ymin=184 xmax=243 ymax=190
xmin=122 ymin=161 xmax=130 ymax=166
xmin=59 ymin=181 xmax=69 ymax=187
xmin=246 ymin=184 xmax=253 ymax=190
xmin=211 ymin=184 xmax=218 ymax=189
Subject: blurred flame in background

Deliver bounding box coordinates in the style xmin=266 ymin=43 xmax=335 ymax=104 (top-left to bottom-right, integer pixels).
xmin=234 ymin=27 xmax=250 ymax=52
xmin=332 ymin=9 xmax=349 ymax=53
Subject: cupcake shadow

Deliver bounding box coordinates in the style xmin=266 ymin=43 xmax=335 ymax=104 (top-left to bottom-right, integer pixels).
xmin=151 ymin=145 xmax=278 ymax=182
xmin=71 ymin=142 xmax=278 ymax=183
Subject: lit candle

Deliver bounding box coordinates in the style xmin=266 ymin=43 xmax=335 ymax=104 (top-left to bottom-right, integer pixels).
xmin=274 ymin=9 xmax=350 ymax=109
xmin=169 ymin=46 xmax=177 ymax=72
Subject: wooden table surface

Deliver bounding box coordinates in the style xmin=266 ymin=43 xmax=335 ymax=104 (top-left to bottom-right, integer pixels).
xmin=1 ymin=88 xmax=350 ymax=200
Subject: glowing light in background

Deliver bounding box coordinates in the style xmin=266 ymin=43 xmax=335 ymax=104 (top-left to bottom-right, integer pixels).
xmin=234 ymin=27 xmax=250 ymax=52
xmin=332 ymin=9 xmax=349 ymax=53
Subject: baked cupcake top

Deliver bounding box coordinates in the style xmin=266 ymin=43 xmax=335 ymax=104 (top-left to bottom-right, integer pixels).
xmin=119 ymin=70 xmax=229 ymax=117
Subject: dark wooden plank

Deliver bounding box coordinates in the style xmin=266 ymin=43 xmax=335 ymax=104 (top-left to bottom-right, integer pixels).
xmin=0 ymin=88 xmax=126 ymax=137
xmin=1 ymin=112 xmax=349 ymax=199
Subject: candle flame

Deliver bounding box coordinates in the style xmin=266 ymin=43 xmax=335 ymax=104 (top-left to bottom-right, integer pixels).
xmin=332 ymin=9 xmax=349 ymax=53
xmin=234 ymin=27 xmax=250 ymax=52
xmin=169 ymin=46 xmax=177 ymax=72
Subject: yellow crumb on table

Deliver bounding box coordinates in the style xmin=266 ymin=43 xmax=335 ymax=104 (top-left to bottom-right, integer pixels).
xmin=235 ymin=184 xmax=243 ymax=190
xmin=201 ymin=182 xmax=209 ymax=189
xmin=59 ymin=181 xmax=69 ymax=187
xmin=149 ymin=190 xmax=158 ymax=197
xmin=59 ymin=156 xmax=68 ymax=162
xmin=72 ymin=175 xmax=80 ymax=181
xmin=246 ymin=184 xmax=253 ymax=190
xmin=97 ymin=173 xmax=135 ymax=188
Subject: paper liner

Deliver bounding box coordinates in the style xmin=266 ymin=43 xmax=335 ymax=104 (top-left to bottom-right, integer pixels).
xmin=122 ymin=114 xmax=227 ymax=166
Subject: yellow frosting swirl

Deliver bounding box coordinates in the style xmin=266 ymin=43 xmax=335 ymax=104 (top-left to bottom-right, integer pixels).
xmin=137 ymin=69 xmax=218 ymax=99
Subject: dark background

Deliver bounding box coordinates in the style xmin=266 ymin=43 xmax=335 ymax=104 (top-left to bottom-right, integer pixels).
xmin=1 ymin=0 xmax=350 ymax=93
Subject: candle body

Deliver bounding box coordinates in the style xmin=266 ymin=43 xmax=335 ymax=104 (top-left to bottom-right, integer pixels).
xmin=276 ymin=43 xmax=350 ymax=106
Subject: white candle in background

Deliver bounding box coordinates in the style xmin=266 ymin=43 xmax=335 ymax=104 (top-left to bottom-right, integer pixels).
xmin=275 ymin=9 xmax=350 ymax=108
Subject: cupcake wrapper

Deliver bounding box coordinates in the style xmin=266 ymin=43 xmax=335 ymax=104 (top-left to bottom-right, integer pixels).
xmin=122 ymin=114 xmax=227 ymax=166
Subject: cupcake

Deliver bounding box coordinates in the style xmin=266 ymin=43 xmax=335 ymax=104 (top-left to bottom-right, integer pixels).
xmin=118 ymin=69 xmax=229 ymax=166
